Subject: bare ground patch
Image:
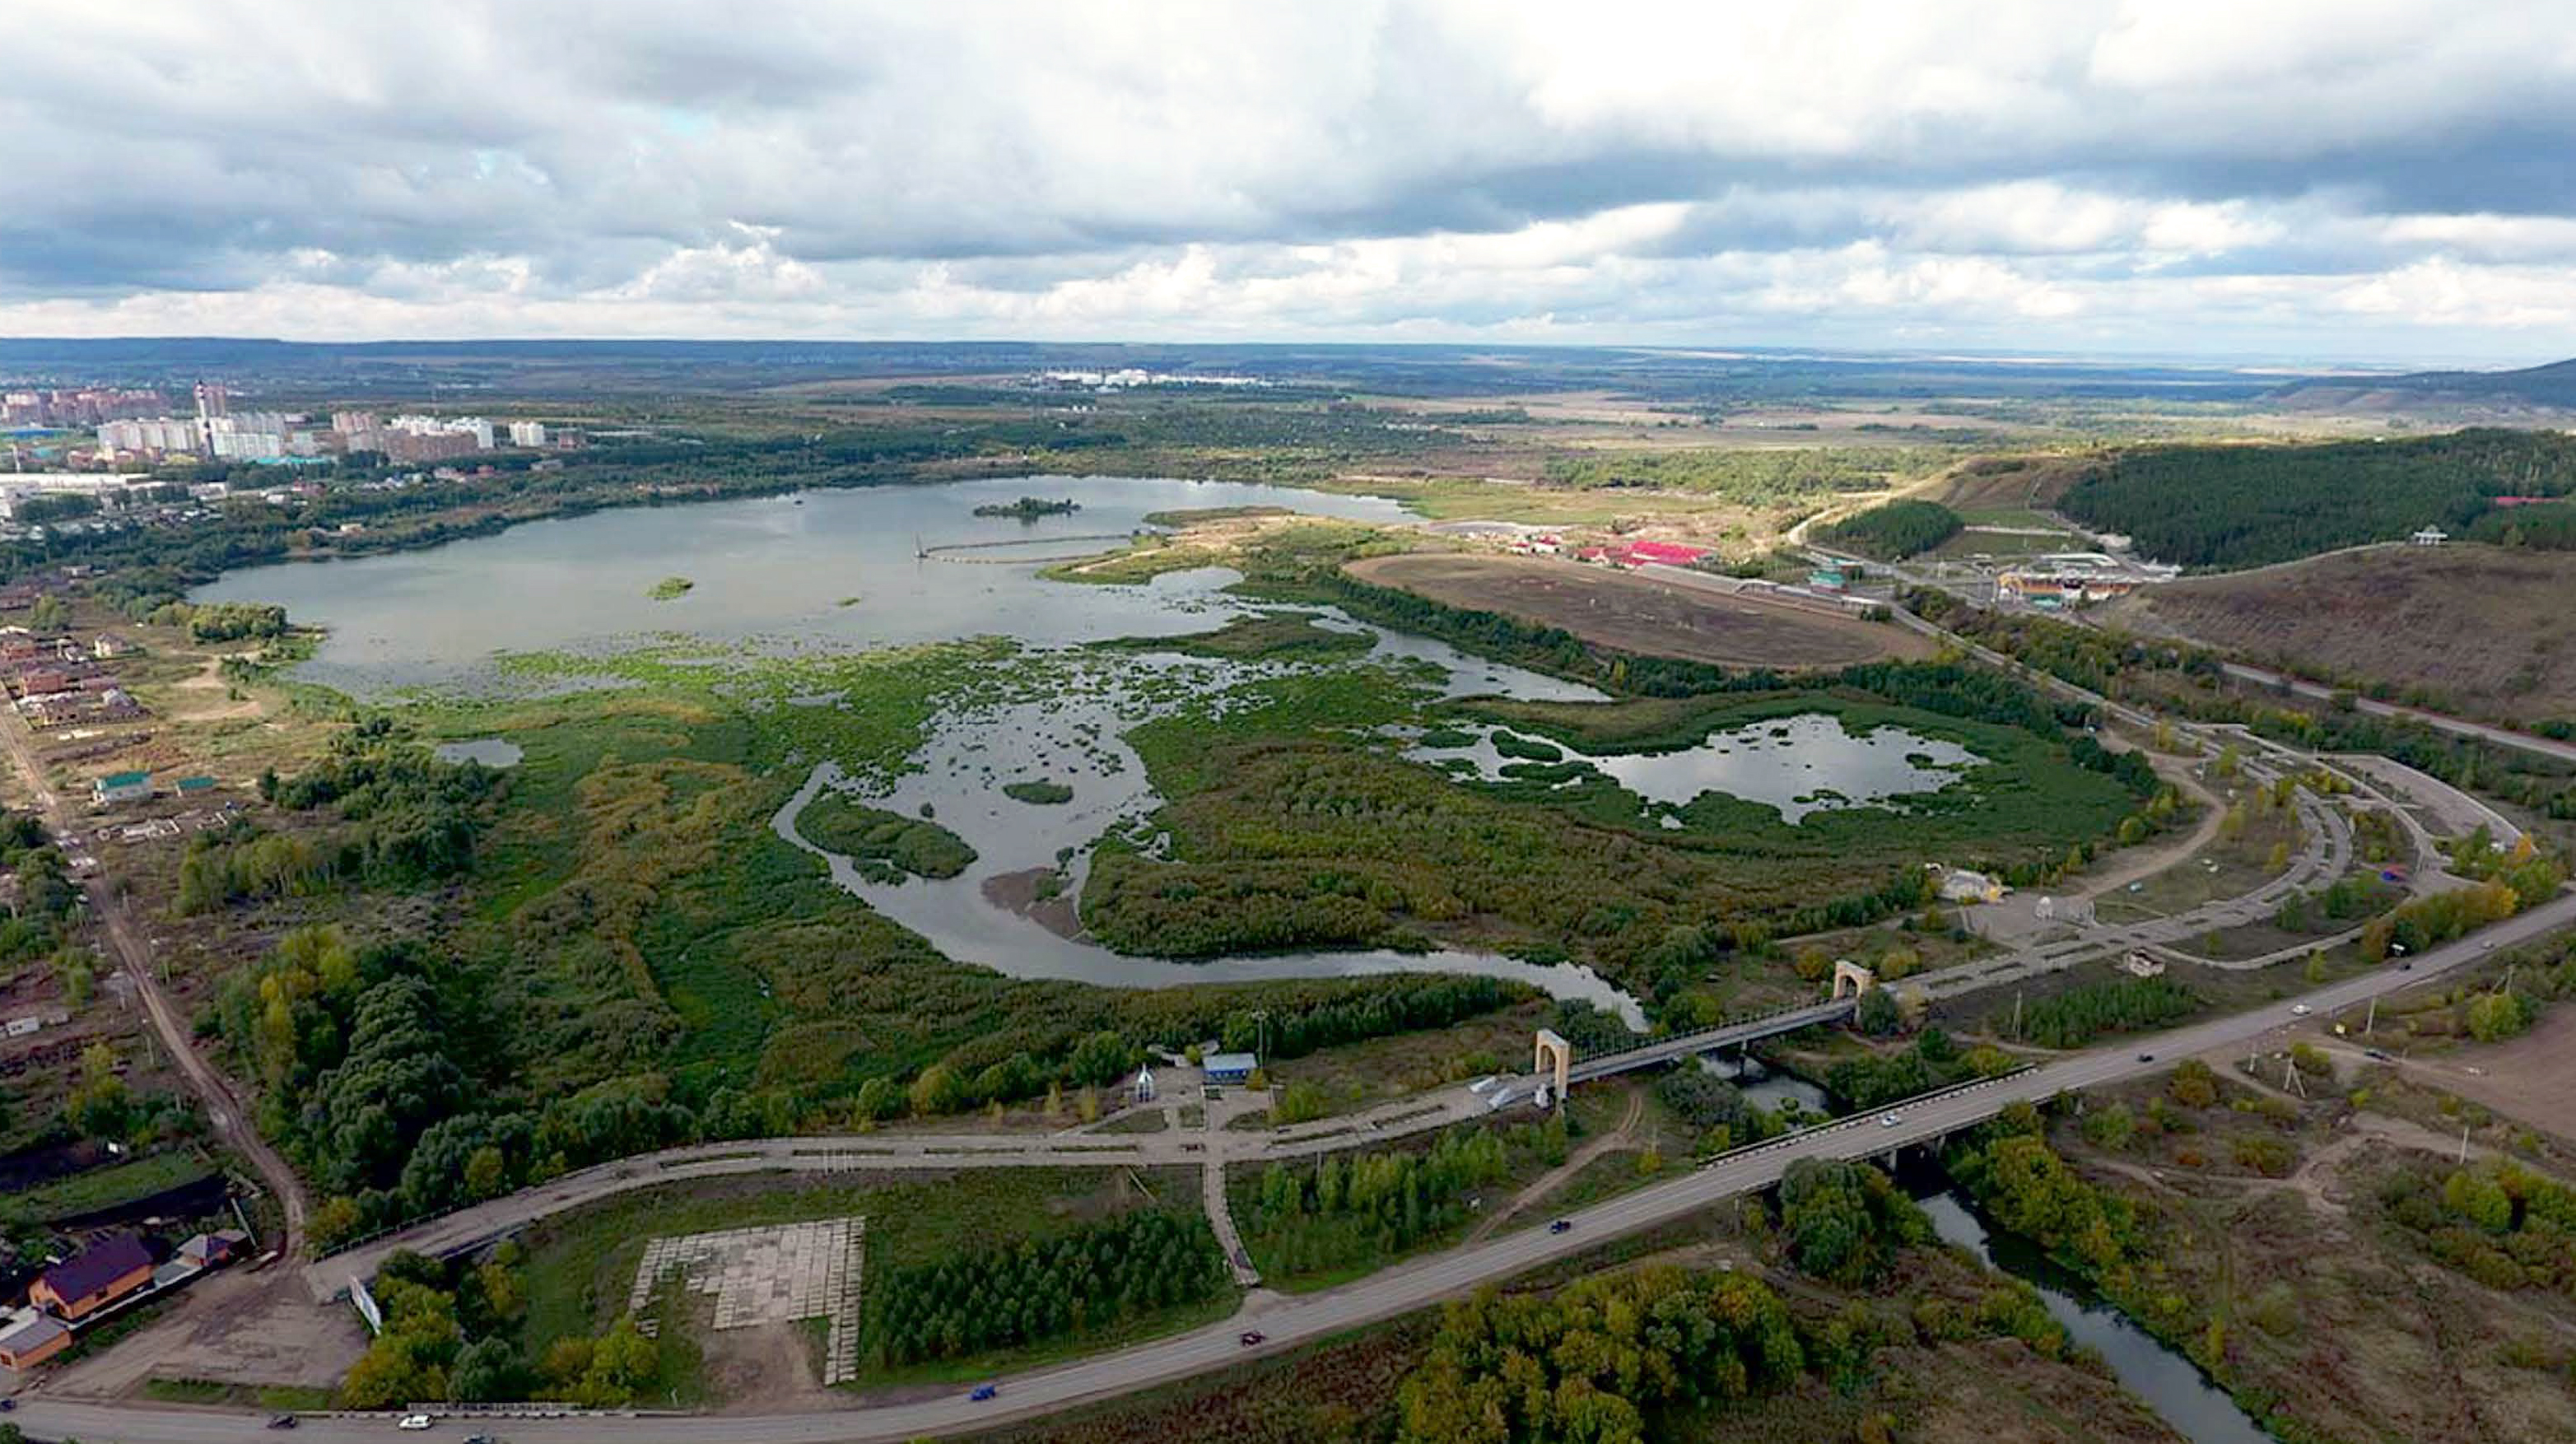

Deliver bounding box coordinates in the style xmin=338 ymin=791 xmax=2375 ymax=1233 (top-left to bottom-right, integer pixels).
xmin=1344 ymin=552 xmax=1931 ymax=668
xmin=2103 ymin=545 xmax=2576 ymax=723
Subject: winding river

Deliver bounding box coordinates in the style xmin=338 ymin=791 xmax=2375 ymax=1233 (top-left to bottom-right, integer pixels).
xmin=198 ymin=474 xmax=1987 ymax=1029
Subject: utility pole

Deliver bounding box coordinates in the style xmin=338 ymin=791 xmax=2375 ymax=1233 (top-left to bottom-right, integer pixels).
xmin=2460 ymin=1120 xmax=2472 ymax=1166
xmin=2364 ymin=997 xmax=2377 ymax=1037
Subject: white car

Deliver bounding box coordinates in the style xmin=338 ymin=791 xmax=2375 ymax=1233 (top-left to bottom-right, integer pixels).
xmin=1879 ymin=1113 xmax=1902 ymax=1128
xmin=2290 ymin=1004 xmax=2313 ymax=1017
xmin=398 ymin=1417 xmax=433 ymax=1432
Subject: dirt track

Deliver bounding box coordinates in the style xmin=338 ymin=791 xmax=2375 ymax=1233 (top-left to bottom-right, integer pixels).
xmin=1346 ymin=552 xmax=1930 ymax=668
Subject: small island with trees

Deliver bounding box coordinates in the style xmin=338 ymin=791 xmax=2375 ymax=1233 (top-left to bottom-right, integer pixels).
xmin=647 ymin=575 xmax=694 ymax=601
xmin=973 ymin=496 xmax=1081 ymax=520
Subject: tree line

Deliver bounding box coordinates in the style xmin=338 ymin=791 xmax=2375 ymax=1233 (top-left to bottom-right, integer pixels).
xmin=1816 ymin=498 xmax=1964 ymax=559
xmin=2058 ymin=429 xmax=2576 ymax=570
xmin=867 ymin=1209 xmax=1227 ymax=1366
xmin=1242 ymin=1126 xmax=1526 ymax=1280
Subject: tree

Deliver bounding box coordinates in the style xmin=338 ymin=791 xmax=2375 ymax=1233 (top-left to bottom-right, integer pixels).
xmin=1067 ymin=1030 xmax=1136 ymax=1087
xmin=1855 ymin=986 xmax=1902 ymax=1037
xmin=2082 ymin=1102 xmax=2136 ymax=1150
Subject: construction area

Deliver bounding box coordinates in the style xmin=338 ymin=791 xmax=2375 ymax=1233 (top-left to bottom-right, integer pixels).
xmin=628 ymin=1216 xmax=866 ymax=1387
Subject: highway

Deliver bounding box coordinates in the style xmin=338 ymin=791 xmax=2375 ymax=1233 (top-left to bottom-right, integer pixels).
xmin=22 ymin=886 xmax=2576 ymax=1444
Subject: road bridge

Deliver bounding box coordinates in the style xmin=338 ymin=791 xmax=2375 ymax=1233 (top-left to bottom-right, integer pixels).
xmin=28 ymin=890 xmax=2576 ymax=1444
xmin=1567 ymin=997 xmax=1856 ymax=1083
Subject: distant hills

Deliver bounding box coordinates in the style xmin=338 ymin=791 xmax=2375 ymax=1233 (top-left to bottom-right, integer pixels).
xmin=2274 ymin=356 xmax=2576 ymax=412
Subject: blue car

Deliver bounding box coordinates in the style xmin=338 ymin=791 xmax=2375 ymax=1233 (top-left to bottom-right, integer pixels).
xmin=971 ymin=1384 xmax=999 ymax=1403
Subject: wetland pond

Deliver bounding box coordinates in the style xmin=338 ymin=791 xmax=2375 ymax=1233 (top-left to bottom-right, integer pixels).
xmin=198 ymin=475 xmax=1988 ymax=1028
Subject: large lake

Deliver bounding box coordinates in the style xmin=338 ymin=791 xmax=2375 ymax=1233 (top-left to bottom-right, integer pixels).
xmin=199 ymin=476 xmax=1981 ymax=1027
xmin=193 ymin=475 xmax=1423 ymax=692
xmin=201 ymin=476 xmax=1651 ymax=1022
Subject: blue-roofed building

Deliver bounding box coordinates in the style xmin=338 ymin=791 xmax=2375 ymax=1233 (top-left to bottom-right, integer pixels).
xmin=1202 ymin=1051 xmax=1258 ymax=1085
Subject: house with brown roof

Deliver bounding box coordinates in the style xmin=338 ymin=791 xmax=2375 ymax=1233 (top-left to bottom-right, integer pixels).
xmin=31 ymin=1232 xmax=152 ymax=1320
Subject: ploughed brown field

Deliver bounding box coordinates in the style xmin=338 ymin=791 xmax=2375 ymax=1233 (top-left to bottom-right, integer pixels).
xmin=1345 ymin=552 xmax=1931 ymax=668
xmin=2103 ymin=543 xmax=2576 ymax=723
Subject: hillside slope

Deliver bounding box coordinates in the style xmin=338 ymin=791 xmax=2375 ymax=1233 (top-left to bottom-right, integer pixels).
xmin=2100 ymin=544 xmax=2576 ymax=724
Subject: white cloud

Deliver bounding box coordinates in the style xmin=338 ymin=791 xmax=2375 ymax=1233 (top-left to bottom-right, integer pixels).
xmin=0 ymin=0 xmax=2570 ymax=359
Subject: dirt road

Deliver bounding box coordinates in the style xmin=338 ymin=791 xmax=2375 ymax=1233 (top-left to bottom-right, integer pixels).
xmin=0 ymin=707 xmax=309 ymax=1256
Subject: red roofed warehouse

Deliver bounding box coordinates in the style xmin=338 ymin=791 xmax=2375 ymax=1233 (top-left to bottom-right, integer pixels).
xmin=1621 ymin=539 xmax=1710 ymax=566
xmin=31 ymin=1232 xmax=153 ymax=1320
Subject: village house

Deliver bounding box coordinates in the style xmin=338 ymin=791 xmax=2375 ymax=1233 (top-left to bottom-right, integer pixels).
xmin=0 ymin=1309 xmax=70 ymax=1369
xmin=31 ymin=1232 xmax=153 ymax=1320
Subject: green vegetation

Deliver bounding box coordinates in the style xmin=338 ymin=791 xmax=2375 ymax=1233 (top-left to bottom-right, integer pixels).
xmin=341 ymin=1248 xmax=534 ymax=1407
xmin=2059 ymin=430 xmax=2576 ymax=569
xmin=646 ymin=575 xmax=694 ymax=601
xmin=178 ymin=720 xmax=499 ymax=913
xmin=509 ymin=1167 xmax=1203 ymax=1400
xmin=1395 ymin=1266 xmax=1807 ymax=1440
xmin=5 ymin=1149 xmax=216 ymax=1223
xmin=1001 ymin=779 xmax=1075 ymax=804
xmin=973 ymin=495 xmax=1080 ymax=519
xmin=1241 ymin=1125 xmax=1552 ymax=1285
xmin=1777 ymin=1157 xmax=1932 ymax=1285
xmin=2005 ymin=976 xmax=2203 ymax=1049
xmin=1816 ymin=498 xmax=1963 ymax=559
xmin=1142 ymin=504 xmax=1291 ymax=526
xmin=1538 ymin=445 xmax=1944 ymax=501
xmin=2383 ymin=1158 xmax=2576 ymax=1293
xmin=794 ymin=791 xmax=978 ymax=881
xmin=1104 ymin=611 xmax=1372 ymax=660
xmin=867 ymin=1210 xmax=1227 ymax=1367
xmin=1826 ymin=1029 xmax=2011 ymax=1110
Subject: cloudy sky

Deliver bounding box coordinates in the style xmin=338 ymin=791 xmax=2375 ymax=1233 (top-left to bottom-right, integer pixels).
xmin=4 ymin=0 xmax=2574 ymax=361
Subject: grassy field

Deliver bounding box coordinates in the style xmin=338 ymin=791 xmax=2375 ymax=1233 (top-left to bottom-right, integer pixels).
xmin=1344 ymin=552 xmax=1931 ymax=669
xmin=8 ymin=1148 xmax=217 ymax=1222
xmin=2103 ymin=543 xmax=2576 ymax=724
xmin=515 ymin=1167 xmax=1210 ymax=1399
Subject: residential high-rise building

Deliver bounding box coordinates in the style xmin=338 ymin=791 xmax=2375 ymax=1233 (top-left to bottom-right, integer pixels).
xmin=507 ymin=421 xmax=548 ymax=448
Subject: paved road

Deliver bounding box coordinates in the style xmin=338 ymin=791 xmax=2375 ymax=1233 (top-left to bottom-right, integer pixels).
xmin=2216 ymin=659 xmax=2576 ymax=767
xmin=27 ymin=889 xmax=2576 ymax=1444
xmin=310 ymin=1085 xmax=1512 ymax=1298
xmin=0 ymin=707 xmax=310 ymax=1256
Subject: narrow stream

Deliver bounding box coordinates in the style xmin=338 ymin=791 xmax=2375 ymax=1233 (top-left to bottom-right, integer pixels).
xmin=1914 ymin=1182 xmax=2273 ymax=1443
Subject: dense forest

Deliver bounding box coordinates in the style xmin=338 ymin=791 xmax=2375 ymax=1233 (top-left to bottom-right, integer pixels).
xmin=866 ymin=1210 xmax=1227 ymax=1366
xmin=1815 ymin=498 xmax=1963 ymax=559
xmin=1241 ymin=1127 xmax=1522 ymax=1280
xmin=2058 ymin=430 xmax=2576 ymax=569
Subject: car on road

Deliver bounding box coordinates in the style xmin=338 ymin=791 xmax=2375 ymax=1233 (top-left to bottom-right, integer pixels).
xmin=1549 ymin=1218 xmax=1573 ymax=1234
xmin=971 ymin=1384 xmax=999 ymax=1402
xmin=398 ymin=1417 xmax=434 ymax=1432
xmin=2136 ymin=1052 xmax=2154 ymax=1063
xmin=2290 ymin=1004 xmax=2313 ymax=1016
xmin=264 ymin=1415 xmax=297 ymax=1431
xmin=463 ymin=1434 xmax=496 ymax=1444
xmin=1240 ymin=1330 xmax=1266 ymax=1347
xmin=1879 ymin=1112 xmax=1903 ymax=1128
xmin=2481 ymin=939 xmax=2495 ymax=951
xmin=2365 ymin=1048 xmax=2392 ymax=1061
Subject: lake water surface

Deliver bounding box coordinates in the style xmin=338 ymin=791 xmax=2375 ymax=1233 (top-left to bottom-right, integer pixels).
xmin=193 ymin=475 xmax=1420 ymax=692
xmin=199 ymin=477 xmax=1985 ymax=1027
